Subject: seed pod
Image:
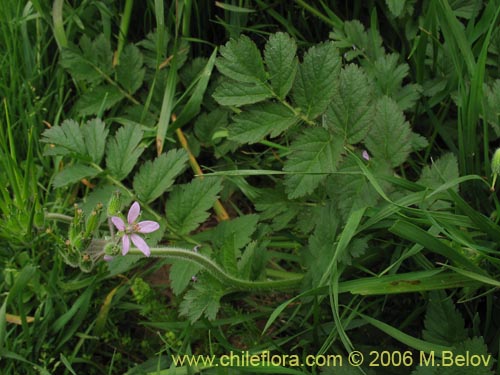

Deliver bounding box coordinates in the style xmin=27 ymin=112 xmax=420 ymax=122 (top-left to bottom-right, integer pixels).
xmin=104 ymin=242 xmax=121 ymax=256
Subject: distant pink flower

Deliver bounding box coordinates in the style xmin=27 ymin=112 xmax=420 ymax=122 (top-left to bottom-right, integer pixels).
xmin=111 ymin=202 xmax=160 ymax=257
xmin=362 ymin=150 xmax=370 ymax=161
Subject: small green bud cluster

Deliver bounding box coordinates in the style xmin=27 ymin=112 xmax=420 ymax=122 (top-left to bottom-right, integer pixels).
xmin=60 ymin=203 xmax=106 ymax=272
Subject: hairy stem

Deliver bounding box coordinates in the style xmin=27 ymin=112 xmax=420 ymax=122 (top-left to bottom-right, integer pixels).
xmin=129 ymin=247 xmax=303 ymax=291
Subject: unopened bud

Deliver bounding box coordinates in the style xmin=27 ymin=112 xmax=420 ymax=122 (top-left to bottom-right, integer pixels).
xmin=107 ymin=191 xmax=122 ymax=217
xmin=492 ymin=148 xmax=500 ymax=175
xmin=85 ymin=209 xmax=101 ymax=238
xmin=79 ymin=254 xmax=94 ymax=273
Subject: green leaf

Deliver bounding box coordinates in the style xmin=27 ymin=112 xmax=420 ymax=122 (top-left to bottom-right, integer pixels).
xmin=133 ymin=149 xmax=189 ymax=203
xmin=166 ymin=178 xmax=223 ymax=235
xmin=292 ymin=41 xmax=340 ymax=120
xmin=326 ymin=64 xmax=374 ymax=144
xmin=229 ymin=103 xmax=298 ymax=144
xmin=417 ymin=153 xmax=459 ymax=209
xmin=169 ymin=259 xmax=203 ymax=295
xmin=41 ymin=119 xmax=86 ymax=157
xmin=366 ymin=53 xmax=421 ymax=111
xmin=284 ymin=127 xmax=344 ymax=199
xmin=386 ymin=0 xmax=406 ymax=17
xmin=304 ymin=202 xmax=339 ymax=287
xmin=116 ymin=44 xmax=145 ymax=94
xmin=215 ymin=35 xmax=267 ymax=83
xmin=411 ymin=337 xmax=494 ymax=374
xmin=172 ymin=49 xmax=217 ymax=130
xmin=329 ymin=20 xmax=384 ymax=61
xmin=106 ymin=125 xmax=144 ymax=180
xmin=326 ymin=154 xmax=392 ymax=220
xmin=264 ymin=32 xmax=298 ymax=99
xmin=74 ymin=85 xmax=124 ymax=116
xmin=179 ymin=277 xmax=224 ymax=322
xmin=364 ymin=96 xmax=413 ymax=167
xmin=52 ymin=164 xmax=100 ymax=188
xmin=213 ymin=80 xmax=272 ymax=106
xmin=422 ymin=291 xmax=467 ymax=346
xmin=211 ymin=214 xmax=259 ymax=251
xmin=60 ymin=34 xmax=113 ymax=83
xmin=81 ymin=118 xmax=108 ymax=164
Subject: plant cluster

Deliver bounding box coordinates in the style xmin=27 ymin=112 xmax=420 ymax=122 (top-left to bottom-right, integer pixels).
xmin=1 ymin=1 xmax=500 ymax=374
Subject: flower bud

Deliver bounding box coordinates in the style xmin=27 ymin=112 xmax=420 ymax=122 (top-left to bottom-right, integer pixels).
xmin=492 ymin=148 xmax=500 ymax=175
xmin=107 ymin=191 xmax=122 ymax=217
xmin=84 ymin=205 xmax=102 ymax=238
xmin=79 ymin=254 xmax=94 ymax=273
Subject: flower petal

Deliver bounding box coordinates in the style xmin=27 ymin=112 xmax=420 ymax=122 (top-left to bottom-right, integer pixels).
xmin=128 ymin=201 xmax=141 ymax=224
xmin=122 ymin=235 xmax=130 ymax=255
xmin=130 ymin=234 xmax=150 ymax=257
xmin=103 ymin=255 xmax=114 ymax=261
xmin=137 ymin=220 xmax=160 ymax=233
xmin=111 ymin=216 xmax=126 ymax=231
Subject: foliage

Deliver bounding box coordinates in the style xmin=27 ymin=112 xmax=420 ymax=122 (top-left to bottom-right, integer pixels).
xmin=2 ymin=1 xmax=500 ymax=374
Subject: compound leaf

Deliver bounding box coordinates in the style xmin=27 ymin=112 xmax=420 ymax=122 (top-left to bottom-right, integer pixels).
xmin=179 ymin=277 xmax=224 ymax=322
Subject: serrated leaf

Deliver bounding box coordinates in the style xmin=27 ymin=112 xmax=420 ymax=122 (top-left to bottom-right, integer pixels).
xmin=220 ymin=234 xmax=238 ymax=276
xmin=284 ymin=127 xmax=344 ymax=199
xmin=81 ymin=118 xmax=108 ymax=164
xmin=212 ymin=214 xmax=259 ymax=251
xmin=194 ymin=109 xmax=229 ymax=144
xmin=292 ymin=42 xmax=340 ymax=120
xmin=229 ymin=103 xmax=298 ymax=144
xmin=304 ymin=202 xmax=339 ymax=287
xmin=329 ymin=20 xmax=384 ymax=62
xmin=60 ymin=34 xmax=113 ymax=83
xmin=326 ymin=154 xmax=392 ymax=220
xmin=419 ymin=153 xmax=459 ymax=191
xmin=364 ymin=96 xmax=413 ymax=167
xmin=215 ymin=35 xmax=267 ymax=83
xmin=411 ymin=337 xmax=494 ymax=375
xmin=238 ymin=241 xmax=257 ymax=280
xmin=213 ymin=80 xmax=272 ymax=106
xmin=386 ymin=0 xmax=406 ymax=17
xmin=133 ymin=149 xmax=189 ymax=203
xmin=60 ymin=47 xmax=100 ymax=82
xmin=264 ymin=32 xmax=298 ymax=99
xmin=166 ymin=178 xmax=223 ymax=235
xmin=106 ymin=125 xmax=144 ymax=180
xmin=367 ymin=53 xmax=421 ymax=111
xmin=326 ymin=64 xmax=374 ymax=144
xmin=52 ymin=164 xmax=100 ymax=188
xmin=41 ymin=119 xmax=86 ymax=157
xmin=169 ymin=259 xmax=203 ymax=295
xmin=179 ymin=278 xmax=224 ymax=322
xmin=74 ymin=85 xmax=124 ymax=116
xmin=422 ymin=291 xmax=467 ymax=346
xmin=116 ymin=44 xmax=145 ymax=94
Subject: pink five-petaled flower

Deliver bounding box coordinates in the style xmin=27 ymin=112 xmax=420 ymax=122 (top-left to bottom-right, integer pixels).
xmin=111 ymin=202 xmax=160 ymax=257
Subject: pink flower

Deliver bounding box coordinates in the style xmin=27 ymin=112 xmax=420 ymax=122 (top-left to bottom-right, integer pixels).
xmin=362 ymin=150 xmax=370 ymax=161
xmin=111 ymin=202 xmax=160 ymax=257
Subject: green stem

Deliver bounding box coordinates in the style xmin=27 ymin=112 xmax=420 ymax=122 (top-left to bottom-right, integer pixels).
xmin=129 ymin=247 xmax=304 ymax=291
